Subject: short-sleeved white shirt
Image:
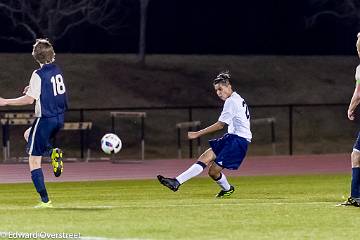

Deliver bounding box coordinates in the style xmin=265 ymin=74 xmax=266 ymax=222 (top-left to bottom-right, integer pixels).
xmin=218 ymin=92 xmax=252 ymax=141
xmin=356 ymin=65 xmax=360 ymax=83
xmin=26 ymin=71 xmax=42 ymax=117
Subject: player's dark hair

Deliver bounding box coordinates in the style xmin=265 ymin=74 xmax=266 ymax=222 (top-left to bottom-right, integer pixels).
xmin=32 ymin=38 xmax=55 ymax=64
xmin=213 ymin=70 xmax=232 ymax=85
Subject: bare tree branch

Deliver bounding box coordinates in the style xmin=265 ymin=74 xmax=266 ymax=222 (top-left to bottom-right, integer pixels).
xmin=0 ymin=0 xmax=132 ymax=44
xmin=0 ymin=3 xmax=22 ymax=13
xmin=0 ymin=36 xmax=33 ymax=44
xmin=306 ymin=0 xmax=360 ymax=28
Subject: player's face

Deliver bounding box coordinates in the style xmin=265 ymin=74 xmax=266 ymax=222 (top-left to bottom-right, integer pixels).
xmin=214 ymin=83 xmax=232 ymax=101
xmin=357 ymin=37 xmax=360 ymax=58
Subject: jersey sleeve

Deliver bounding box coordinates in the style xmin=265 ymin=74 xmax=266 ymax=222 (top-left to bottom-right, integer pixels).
xmin=218 ymin=99 xmax=235 ymax=125
xmin=26 ymin=71 xmax=41 ymax=100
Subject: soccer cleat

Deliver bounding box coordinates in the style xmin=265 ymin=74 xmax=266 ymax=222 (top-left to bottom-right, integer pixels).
xmin=336 ymin=197 xmax=360 ymax=207
xmin=216 ymin=185 xmax=235 ymax=198
xmin=34 ymin=200 xmax=53 ymax=209
xmin=157 ymin=175 xmax=180 ymax=192
xmin=51 ymin=148 xmax=63 ymax=177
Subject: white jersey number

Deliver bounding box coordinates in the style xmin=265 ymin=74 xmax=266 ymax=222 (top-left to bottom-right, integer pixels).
xmin=50 ymin=74 xmax=66 ymax=96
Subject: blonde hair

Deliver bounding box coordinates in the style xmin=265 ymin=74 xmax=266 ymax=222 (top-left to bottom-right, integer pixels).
xmin=32 ymin=39 xmax=55 ymax=64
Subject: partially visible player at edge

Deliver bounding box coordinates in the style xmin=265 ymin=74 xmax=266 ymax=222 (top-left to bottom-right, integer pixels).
xmin=158 ymin=71 xmax=252 ymax=197
xmin=0 ymin=39 xmax=68 ymax=208
xmin=339 ymin=32 xmax=360 ymax=207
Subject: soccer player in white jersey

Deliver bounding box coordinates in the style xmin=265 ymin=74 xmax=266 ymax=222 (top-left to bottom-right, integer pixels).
xmin=338 ymin=32 xmax=360 ymax=207
xmin=158 ymin=71 xmax=252 ymax=197
xmin=0 ymin=39 xmax=67 ymax=208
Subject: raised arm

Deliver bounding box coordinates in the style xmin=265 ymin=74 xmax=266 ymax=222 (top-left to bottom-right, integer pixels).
xmin=348 ymin=84 xmax=360 ymax=120
xmin=188 ymin=121 xmax=225 ymax=139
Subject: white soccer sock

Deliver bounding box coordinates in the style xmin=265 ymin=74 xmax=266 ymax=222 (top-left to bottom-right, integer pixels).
xmin=216 ymin=173 xmax=231 ymax=191
xmin=176 ymin=162 xmax=205 ymax=184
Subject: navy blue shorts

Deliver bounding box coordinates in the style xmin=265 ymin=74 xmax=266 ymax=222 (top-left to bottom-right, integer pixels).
xmin=27 ymin=114 xmax=64 ymax=156
xmin=353 ymin=131 xmax=360 ymax=152
xmin=209 ymin=133 xmax=249 ymax=170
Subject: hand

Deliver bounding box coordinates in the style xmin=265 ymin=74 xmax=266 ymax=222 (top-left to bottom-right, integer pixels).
xmin=23 ymin=86 xmax=29 ymax=94
xmin=0 ymin=97 xmax=7 ymax=106
xmin=188 ymin=131 xmax=199 ymax=139
xmin=348 ymin=109 xmax=355 ymax=121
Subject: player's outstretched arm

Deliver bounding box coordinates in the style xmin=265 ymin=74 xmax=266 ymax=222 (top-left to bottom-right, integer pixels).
xmin=188 ymin=121 xmax=225 ymax=139
xmin=0 ymin=97 xmax=6 ymax=106
xmin=0 ymin=95 xmax=34 ymax=107
xmin=348 ymin=85 xmax=360 ymax=120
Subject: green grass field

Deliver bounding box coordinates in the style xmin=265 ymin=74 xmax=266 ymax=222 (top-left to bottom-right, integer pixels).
xmin=0 ymin=174 xmax=359 ymax=240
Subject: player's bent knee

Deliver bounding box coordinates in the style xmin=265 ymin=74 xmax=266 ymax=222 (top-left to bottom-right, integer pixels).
xmin=198 ymin=148 xmax=216 ymax=165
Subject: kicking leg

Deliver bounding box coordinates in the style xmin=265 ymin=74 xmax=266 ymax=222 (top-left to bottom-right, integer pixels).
xmin=157 ymin=148 xmax=216 ymax=191
xmin=208 ymin=162 xmax=235 ymax=198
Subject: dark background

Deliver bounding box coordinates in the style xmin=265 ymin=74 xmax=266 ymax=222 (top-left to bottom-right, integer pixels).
xmin=0 ymin=0 xmax=358 ymax=54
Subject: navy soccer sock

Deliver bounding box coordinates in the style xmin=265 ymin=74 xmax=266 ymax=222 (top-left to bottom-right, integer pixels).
xmin=31 ymin=168 xmax=49 ymax=203
xmin=351 ymin=167 xmax=360 ymax=199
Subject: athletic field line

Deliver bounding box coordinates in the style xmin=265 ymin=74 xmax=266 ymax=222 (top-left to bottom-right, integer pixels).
xmin=0 ymin=201 xmax=337 ymax=210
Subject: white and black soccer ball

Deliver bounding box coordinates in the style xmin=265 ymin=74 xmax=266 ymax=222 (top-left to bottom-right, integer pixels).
xmin=101 ymin=133 xmax=122 ymax=154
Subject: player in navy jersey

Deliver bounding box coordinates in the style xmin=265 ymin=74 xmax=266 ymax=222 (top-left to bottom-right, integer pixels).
xmin=158 ymin=71 xmax=252 ymax=197
xmin=338 ymin=32 xmax=360 ymax=207
xmin=0 ymin=39 xmax=67 ymax=208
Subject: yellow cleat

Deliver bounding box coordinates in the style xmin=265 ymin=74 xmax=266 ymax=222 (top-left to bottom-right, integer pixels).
xmin=51 ymin=148 xmax=63 ymax=177
xmin=34 ymin=200 xmax=53 ymax=209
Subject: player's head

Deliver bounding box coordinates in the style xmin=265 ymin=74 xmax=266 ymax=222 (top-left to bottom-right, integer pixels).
xmin=213 ymin=71 xmax=233 ymax=101
xmin=32 ymin=38 xmax=55 ymax=65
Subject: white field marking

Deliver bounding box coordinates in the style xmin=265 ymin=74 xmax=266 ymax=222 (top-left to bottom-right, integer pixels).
xmin=0 ymin=205 xmax=116 ymax=210
xmin=0 ymin=232 xmax=150 ymax=240
xmin=117 ymin=201 xmax=334 ymax=208
xmin=55 ymin=205 xmax=115 ymax=209
xmin=0 ymin=202 xmax=336 ymax=210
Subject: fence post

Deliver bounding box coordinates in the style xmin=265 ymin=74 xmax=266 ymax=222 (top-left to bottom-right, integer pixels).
xmin=177 ymin=127 xmax=181 ymax=158
xmin=289 ymin=105 xmax=293 ymax=155
xmin=188 ymin=107 xmax=193 ymax=158
xmin=270 ymin=119 xmax=276 ymax=155
xmin=141 ymin=115 xmax=145 ymax=160
xmin=80 ymin=109 xmax=84 ymax=159
xmin=111 ymin=114 xmax=115 ymax=133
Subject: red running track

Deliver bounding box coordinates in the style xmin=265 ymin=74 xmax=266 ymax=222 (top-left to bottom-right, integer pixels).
xmin=0 ymin=154 xmax=352 ymax=184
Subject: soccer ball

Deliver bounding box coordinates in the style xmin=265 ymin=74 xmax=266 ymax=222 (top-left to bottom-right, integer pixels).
xmin=101 ymin=133 xmax=122 ymax=154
